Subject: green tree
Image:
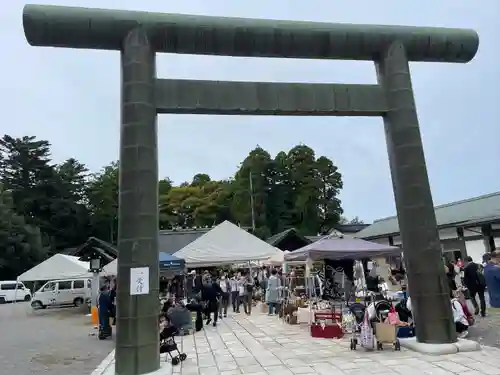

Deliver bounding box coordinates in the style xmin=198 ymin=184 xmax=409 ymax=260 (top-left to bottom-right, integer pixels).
xmin=191 ymin=173 xmax=211 ymax=187
xmin=231 ymin=147 xmax=274 ymax=239
xmin=0 ymin=135 xmax=63 ymax=248
xmin=0 ymin=135 xmax=53 ymax=219
xmin=160 ymin=185 xmax=202 ymax=228
xmin=315 ymin=156 xmax=343 ymax=233
xmin=49 ymin=158 xmax=91 ymax=250
xmin=0 ymin=188 xmax=46 ymax=280
xmin=86 ymin=161 xmax=119 ymax=243
xmin=268 ymin=151 xmax=294 ymax=234
xmin=159 ymin=178 xmax=173 ymax=196
xmin=285 ymin=145 xmax=322 ymax=235
xmin=159 ymin=178 xmax=233 ymax=229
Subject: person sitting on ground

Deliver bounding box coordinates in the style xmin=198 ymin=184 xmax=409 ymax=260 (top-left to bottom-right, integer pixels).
xmin=451 ymin=290 xmax=470 ymax=338
xmin=167 ymin=301 xmax=193 ymax=334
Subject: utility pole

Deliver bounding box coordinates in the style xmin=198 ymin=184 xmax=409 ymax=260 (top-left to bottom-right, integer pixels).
xmin=249 ymin=171 xmax=256 ymax=232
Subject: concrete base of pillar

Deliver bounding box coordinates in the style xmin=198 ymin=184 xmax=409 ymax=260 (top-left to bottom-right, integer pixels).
xmin=399 ymin=337 xmax=481 ymax=355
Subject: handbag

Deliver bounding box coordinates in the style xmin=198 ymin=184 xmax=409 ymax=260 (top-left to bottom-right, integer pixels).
xmin=387 ymin=306 xmax=399 ymax=325
xmin=360 ymin=310 xmax=374 ymax=348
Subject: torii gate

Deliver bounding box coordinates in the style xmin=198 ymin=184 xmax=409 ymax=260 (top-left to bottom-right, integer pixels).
xmin=22 ymin=4 xmax=478 ymax=374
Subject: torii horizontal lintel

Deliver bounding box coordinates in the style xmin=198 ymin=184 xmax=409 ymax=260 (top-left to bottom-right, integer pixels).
xmin=153 ymin=79 xmax=387 ymax=116
xmin=23 ymin=4 xmax=478 ymax=63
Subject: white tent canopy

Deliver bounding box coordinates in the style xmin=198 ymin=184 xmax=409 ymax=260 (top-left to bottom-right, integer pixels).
xmin=173 ymin=221 xmax=282 ymax=267
xmin=18 ymin=254 xmax=91 ymax=282
xmin=102 ymin=259 xmax=117 ymax=276
xmin=264 ymin=250 xmax=290 ymax=265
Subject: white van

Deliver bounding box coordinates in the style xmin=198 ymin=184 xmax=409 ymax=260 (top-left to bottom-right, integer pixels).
xmin=0 ymin=281 xmax=32 ymax=303
xmin=31 ymin=278 xmax=91 ymax=310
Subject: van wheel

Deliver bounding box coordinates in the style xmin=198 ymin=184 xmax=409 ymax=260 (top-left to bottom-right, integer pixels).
xmin=24 ymin=295 xmax=31 ymax=302
xmin=0 ymin=297 xmax=5 ymax=304
xmin=74 ymin=298 xmax=84 ymax=307
xmin=31 ymin=300 xmax=45 ymax=310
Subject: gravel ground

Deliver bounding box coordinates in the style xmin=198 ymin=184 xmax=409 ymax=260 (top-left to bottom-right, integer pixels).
xmin=467 ymin=294 xmax=500 ymax=348
xmin=0 ymin=302 xmax=114 ymax=375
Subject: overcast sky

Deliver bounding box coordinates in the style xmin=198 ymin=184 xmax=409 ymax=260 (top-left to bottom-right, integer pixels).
xmin=2 ymin=0 xmax=499 ymax=223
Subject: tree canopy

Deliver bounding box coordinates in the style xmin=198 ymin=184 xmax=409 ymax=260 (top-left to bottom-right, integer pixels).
xmin=0 ymin=134 xmax=358 ymax=279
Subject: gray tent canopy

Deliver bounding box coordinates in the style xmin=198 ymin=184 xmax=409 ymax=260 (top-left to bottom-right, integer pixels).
xmin=284 ymin=236 xmax=401 ymax=261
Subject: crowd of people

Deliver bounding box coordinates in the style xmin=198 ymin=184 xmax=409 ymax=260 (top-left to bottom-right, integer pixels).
xmin=404 ymin=251 xmax=500 ymax=339
xmin=185 ymin=267 xmax=283 ymax=326
xmin=95 ymin=250 xmax=500 ymax=342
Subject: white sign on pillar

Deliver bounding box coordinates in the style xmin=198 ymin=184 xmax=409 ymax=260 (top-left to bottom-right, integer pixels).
xmin=130 ymin=267 xmax=149 ymax=295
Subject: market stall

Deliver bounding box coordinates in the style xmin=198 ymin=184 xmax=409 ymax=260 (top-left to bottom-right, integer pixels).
xmin=264 ymin=250 xmax=290 ymax=266
xmin=173 ymin=220 xmax=282 ymax=267
xmin=276 ymin=236 xmax=402 ymax=337
xmin=18 ymin=254 xmax=91 ymax=282
xmin=284 ymin=235 xmax=402 ymax=262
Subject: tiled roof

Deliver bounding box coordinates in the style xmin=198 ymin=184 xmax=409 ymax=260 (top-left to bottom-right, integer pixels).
xmin=159 ymin=228 xmax=211 ymax=254
xmin=267 ymin=229 xmax=296 ymax=246
xmin=70 ymin=237 xmax=117 ymax=258
xmin=357 ymin=192 xmax=500 ymax=239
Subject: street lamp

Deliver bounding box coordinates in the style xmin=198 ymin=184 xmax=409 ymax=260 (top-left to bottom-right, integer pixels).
xmin=90 ymin=257 xmax=101 ymax=273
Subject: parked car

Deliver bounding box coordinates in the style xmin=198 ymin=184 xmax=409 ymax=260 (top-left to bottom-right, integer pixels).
xmin=31 ymin=278 xmax=91 ymax=310
xmin=0 ymin=281 xmax=32 ymax=303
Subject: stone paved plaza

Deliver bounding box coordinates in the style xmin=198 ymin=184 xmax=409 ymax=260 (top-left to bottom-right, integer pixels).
xmin=95 ymin=311 xmax=500 ymax=375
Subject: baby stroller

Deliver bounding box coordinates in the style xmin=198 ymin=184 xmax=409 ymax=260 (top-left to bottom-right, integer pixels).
xmin=159 ymin=324 xmax=187 ymax=365
xmin=346 ymin=302 xmax=366 ymax=350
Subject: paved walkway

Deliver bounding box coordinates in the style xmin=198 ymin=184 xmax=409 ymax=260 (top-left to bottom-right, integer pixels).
xmin=95 ymin=312 xmax=500 ymax=375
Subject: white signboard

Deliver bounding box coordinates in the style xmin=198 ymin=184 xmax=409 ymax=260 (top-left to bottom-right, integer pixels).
xmin=130 ymin=267 xmax=149 ymax=295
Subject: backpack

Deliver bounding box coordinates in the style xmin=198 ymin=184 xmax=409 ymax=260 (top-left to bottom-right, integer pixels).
xmin=246 ymin=282 xmax=254 ymax=293
xmin=452 ymin=299 xmax=474 ymax=326
xmin=476 ymin=269 xmax=486 ymax=288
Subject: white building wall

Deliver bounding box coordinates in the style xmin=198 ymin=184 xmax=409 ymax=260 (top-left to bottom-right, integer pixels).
xmin=465 ymin=239 xmax=487 ymax=264
xmin=492 ymin=224 xmax=500 ymax=248
xmin=369 ymin=227 xmax=490 ymax=262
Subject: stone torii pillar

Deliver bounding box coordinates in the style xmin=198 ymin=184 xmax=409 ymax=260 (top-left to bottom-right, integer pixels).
xmin=22 ymin=4 xmax=479 ymax=374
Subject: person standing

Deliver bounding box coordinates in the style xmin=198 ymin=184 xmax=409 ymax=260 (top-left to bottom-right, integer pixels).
xmin=186 ymin=270 xmax=196 ymax=300
xmin=237 ymin=274 xmax=246 ymax=313
xmin=241 ymin=272 xmax=254 ymax=315
xmin=109 ymin=281 xmax=117 ymax=326
xmin=445 ymin=258 xmax=457 ymax=295
xmin=484 ymin=252 xmax=500 ymax=311
xmin=230 ymin=274 xmax=239 ymax=313
xmin=204 ymin=277 xmax=222 ymax=327
xmin=463 ymin=256 xmax=486 ymax=317
xmin=266 ymin=269 xmax=281 ymax=315
xmin=97 ymin=285 xmax=112 ymax=339
xmin=218 ymin=273 xmax=230 ymax=318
